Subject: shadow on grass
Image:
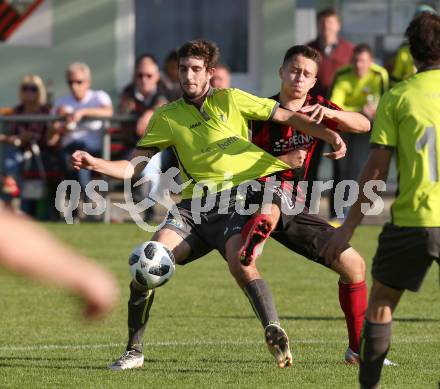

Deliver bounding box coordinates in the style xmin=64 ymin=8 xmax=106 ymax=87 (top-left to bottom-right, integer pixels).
xmin=196 ymin=315 xmax=440 ymax=323
xmin=0 ymin=363 xmax=108 ymax=370
xmin=0 ymin=356 xmax=79 ymax=362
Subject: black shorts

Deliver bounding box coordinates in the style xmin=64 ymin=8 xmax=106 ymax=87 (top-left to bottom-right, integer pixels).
xmin=249 ymin=180 xmax=351 ymax=267
xmin=372 ymin=223 xmax=440 ymax=292
xmin=271 ymin=209 xmax=350 ymax=267
xmin=162 ymin=187 xmax=250 ymax=264
xmin=163 ymin=180 xmax=350 ymax=267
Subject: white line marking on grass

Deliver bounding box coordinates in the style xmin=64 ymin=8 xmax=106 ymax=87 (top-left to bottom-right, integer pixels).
xmin=0 ymin=337 xmax=438 ymax=352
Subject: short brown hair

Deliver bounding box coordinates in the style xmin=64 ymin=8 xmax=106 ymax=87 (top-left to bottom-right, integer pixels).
xmin=177 ymin=40 xmax=220 ymax=69
xmin=406 ymin=12 xmax=440 ymax=65
xmin=317 ymin=8 xmax=339 ymax=22
xmin=282 ymin=45 xmax=321 ymax=67
xmin=353 ymin=43 xmax=373 ymax=58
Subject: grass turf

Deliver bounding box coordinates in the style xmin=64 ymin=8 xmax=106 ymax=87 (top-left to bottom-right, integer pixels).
xmin=0 ymin=223 xmax=438 ymax=388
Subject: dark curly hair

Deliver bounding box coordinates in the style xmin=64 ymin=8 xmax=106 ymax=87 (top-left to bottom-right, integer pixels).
xmin=283 ymin=45 xmax=321 ymax=67
xmin=177 ymin=40 xmax=220 ymax=69
xmin=406 ymin=12 xmax=440 ymax=65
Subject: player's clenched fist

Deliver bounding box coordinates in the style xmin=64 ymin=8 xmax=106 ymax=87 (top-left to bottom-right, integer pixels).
xmin=71 ymin=150 xmax=97 ymax=171
xmin=278 ymin=148 xmax=308 ymax=169
xmin=324 ymin=133 xmax=346 ymax=160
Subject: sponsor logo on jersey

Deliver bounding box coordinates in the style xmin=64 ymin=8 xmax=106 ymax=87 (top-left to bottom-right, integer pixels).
xmin=273 ymin=133 xmax=315 ymax=152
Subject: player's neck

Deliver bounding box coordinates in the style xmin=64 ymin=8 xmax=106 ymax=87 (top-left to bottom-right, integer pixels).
xmin=183 ymin=85 xmax=212 ymax=108
xmin=279 ymin=91 xmax=307 ymax=112
xmin=417 ymin=61 xmax=440 ymax=72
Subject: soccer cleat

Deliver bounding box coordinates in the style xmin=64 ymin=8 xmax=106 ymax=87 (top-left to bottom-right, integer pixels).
xmin=240 ymin=214 xmax=273 ymax=266
xmin=265 ymin=323 xmax=292 ymax=368
xmin=108 ymin=350 xmax=144 ymax=370
xmin=344 ymin=348 xmax=398 ymax=366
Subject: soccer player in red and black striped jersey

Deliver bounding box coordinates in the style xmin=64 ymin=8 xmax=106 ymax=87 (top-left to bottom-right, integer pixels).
xmin=242 ymin=45 xmax=374 ymax=364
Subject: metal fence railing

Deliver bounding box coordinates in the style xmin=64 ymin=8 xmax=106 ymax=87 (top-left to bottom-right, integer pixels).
xmin=0 ymin=114 xmax=137 ymax=223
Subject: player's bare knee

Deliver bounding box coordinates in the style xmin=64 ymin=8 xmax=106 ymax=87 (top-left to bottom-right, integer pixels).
xmin=152 ymin=228 xmax=191 ymax=264
xmin=227 ymin=255 xmax=260 ymax=288
xmin=332 ymin=247 xmax=365 ymax=283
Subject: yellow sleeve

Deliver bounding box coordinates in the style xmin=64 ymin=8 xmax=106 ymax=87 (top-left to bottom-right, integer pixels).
xmin=229 ymin=88 xmax=279 ymax=121
xmin=136 ymin=110 xmax=173 ymax=149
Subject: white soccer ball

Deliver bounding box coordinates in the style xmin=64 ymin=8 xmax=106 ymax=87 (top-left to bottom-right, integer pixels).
xmin=128 ymin=241 xmax=175 ymax=289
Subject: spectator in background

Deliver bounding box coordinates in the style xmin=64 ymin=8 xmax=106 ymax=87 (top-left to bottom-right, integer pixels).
xmin=329 ymin=44 xmax=388 ymax=213
xmin=119 ymin=54 xmax=168 ymax=144
xmin=306 ymin=8 xmax=354 ymax=220
xmin=159 ymin=49 xmax=181 ymax=102
xmin=391 ymin=3 xmax=437 ymax=85
xmin=0 ymin=74 xmax=53 ymax=218
xmin=118 ymin=54 xmax=174 ymax=222
xmin=51 ymin=62 xmax=113 ymax=207
xmin=307 ymin=8 xmax=354 ymax=99
xmin=330 ymin=44 xmax=388 ymax=122
xmin=211 ymin=63 xmax=231 ymax=88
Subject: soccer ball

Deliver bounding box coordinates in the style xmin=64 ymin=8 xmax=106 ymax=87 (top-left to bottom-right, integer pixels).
xmin=128 ymin=241 xmax=175 ymax=289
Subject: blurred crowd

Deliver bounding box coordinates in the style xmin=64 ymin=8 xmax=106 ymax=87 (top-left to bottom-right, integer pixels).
xmin=0 ymin=4 xmax=436 ymax=221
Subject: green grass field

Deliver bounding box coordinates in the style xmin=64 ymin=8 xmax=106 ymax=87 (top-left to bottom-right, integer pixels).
xmin=0 ymin=223 xmax=438 ymax=388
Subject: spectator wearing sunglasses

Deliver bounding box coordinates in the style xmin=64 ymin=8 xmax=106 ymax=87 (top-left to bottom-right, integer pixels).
xmin=50 ymin=62 xmax=113 ymax=208
xmin=118 ymin=54 xmax=168 ymax=145
xmin=0 ymin=74 xmax=51 ymax=215
xmin=117 ymin=54 xmax=171 ymax=221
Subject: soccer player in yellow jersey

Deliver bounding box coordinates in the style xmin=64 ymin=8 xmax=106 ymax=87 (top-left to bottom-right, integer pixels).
xmin=330 ymin=43 xmax=389 ymax=121
xmin=72 ymin=40 xmax=346 ymax=370
xmin=329 ymin=44 xmax=389 ymax=211
xmin=323 ymin=12 xmax=440 ymax=388
xmin=390 ymin=4 xmax=437 ymax=86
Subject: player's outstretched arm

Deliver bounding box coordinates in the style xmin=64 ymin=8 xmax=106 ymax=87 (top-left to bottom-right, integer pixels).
xmin=0 ymin=210 xmax=119 ymax=318
xmin=300 ymin=104 xmax=370 ymax=133
xmin=71 ymin=147 xmax=158 ymax=180
xmin=272 ymin=107 xmax=346 ymax=159
xmin=320 ymin=147 xmax=393 ymax=265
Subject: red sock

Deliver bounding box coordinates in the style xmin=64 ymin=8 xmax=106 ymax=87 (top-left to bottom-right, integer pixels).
xmin=338 ymin=280 xmax=367 ymax=353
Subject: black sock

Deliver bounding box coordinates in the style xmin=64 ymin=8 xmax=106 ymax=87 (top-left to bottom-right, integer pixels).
xmin=359 ymin=319 xmax=392 ymax=389
xmin=244 ymin=279 xmax=279 ymax=327
xmin=127 ymin=282 xmax=155 ymax=353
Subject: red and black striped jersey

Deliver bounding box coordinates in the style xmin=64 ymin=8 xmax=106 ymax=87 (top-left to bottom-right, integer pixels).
xmin=251 ymin=94 xmax=341 ymax=183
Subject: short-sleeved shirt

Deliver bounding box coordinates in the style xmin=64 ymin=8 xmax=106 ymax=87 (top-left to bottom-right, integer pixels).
xmin=136 ymin=88 xmax=291 ymax=199
xmin=329 ymin=63 xmax=389 ymax=112
xmin=251 ymin=94 xmax=341 ymax=183
xmin=52 ymin=90 xmax=113 ymax=150
xmin=371 ymin=67 xmax=440 ymax=227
